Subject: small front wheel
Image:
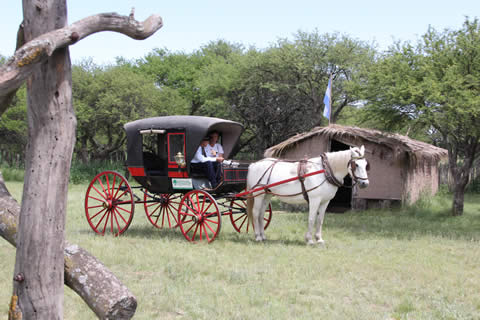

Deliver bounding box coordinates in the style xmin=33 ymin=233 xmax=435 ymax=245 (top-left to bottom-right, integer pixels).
xmin=84 ymin=171 xmax=134 ymax=236
xmin=178 ymin=190 xmax=221 ymax=243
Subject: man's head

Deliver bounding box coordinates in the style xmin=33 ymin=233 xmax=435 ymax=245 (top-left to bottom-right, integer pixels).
xmin=209 ymin=131 xmax=220 ymax=143
xmin=201 ymin=136 xmax=210 ymax=147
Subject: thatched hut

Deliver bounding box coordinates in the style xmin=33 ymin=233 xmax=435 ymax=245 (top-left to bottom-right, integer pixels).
xmin=264 ymin=124 xmax=448 ymax=210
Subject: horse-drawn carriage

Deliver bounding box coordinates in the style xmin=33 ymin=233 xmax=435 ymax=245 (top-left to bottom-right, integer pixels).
xmin=85 ymin=115 xmax=370 ymax=244
xmin=84 ymin=115 xmax=272 ymax=243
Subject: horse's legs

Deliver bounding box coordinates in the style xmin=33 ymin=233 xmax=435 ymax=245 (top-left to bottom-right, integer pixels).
xmin=305 ymin=198 xmax=322 ymax=245
xmin=314 ymin=201 xmax=330 ymax=245
xmin=252 ymin=195 xmax=265 ymax=241
xmin=257 ymin=194 xmax=272 ymax=241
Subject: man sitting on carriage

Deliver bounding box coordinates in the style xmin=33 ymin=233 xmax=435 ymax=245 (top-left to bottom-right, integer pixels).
xmin=190 ymin=136 xmax=224 ymax=188
xmin=206 ymin=130 xmax=224 ymax=158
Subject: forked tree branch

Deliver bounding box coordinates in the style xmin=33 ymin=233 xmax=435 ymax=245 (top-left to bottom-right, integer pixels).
xmin=0 ymin=10 xmax=163 ymax=115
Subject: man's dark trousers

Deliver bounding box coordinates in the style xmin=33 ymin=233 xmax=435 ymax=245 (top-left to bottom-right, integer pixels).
xmin=191 ymin=161 xmax=221 ymax=188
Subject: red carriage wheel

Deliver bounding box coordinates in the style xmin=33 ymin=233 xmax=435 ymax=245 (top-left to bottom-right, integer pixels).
xmin=84 ymin=171 xmax=134 ymax=236
xmin=144 ymin=193 xmax=182 ymax=228
xmin=229 ymin=196 xmax=272 ymax=233
xmin=178 ymin=190 xmax=221 ymax=243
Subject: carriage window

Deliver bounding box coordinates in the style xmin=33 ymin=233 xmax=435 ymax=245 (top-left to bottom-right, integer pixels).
xmin=142 ymin=134 xmax=159 ymax=155
xmin=141 ymin=132 xmax=167 ymax=172
xmin=168 ymin=132 xmax=185 ymax=165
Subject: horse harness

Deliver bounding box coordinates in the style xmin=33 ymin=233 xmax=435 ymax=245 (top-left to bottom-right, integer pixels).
xmin=250 ymin=153 xmax=369 ymax=201
xmin=251 ymin=157 xmax=330 ymax=202
xmin=320 ymin=153 xmax=344 ymax=188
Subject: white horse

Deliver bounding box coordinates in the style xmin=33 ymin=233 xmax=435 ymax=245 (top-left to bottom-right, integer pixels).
xmin=246 ymin=146 xmax=370 ymax=245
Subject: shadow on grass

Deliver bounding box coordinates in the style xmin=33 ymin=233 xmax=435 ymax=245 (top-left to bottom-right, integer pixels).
xmin=118 ymin=224 xmax=309 ymax=247
xmin=117 ymin=225 xmax=189 ymax=241
xmin=324 ymin=196 xmax=480 ymax=241
xmin=76 ymin=193 xmax=480 ymax=244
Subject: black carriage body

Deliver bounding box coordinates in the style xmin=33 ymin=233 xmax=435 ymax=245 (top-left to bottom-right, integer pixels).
xmin=124 ymin=116 xmax=246 ymax=194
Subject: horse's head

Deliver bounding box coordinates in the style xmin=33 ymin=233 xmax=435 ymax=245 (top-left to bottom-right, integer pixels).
xmin=348 ymin=145 xmax=370 ymax=189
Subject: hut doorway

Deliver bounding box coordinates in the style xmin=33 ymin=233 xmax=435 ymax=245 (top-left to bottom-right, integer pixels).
xmin=327 ymin=139 xmax=352 ymax=213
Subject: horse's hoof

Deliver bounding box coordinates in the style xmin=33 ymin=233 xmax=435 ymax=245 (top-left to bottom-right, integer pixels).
xmin=255 ymin=237 xmax=263 ymax=242
xmin=317 ymin=240 xmax=325 ymax=246
xmin=307 ymin=240 xmax=315 ymax=245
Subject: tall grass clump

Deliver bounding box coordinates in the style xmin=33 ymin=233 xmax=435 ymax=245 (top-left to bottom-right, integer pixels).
xmin=69 ymin=160 xmax=126 ymax=184
xmin=466 ymin=175 xmax=480 ymax=193
xmin=1 ymin=160 xmax=126 ymax=183
xmin=0 ymin=164 xmax=24 ymax=182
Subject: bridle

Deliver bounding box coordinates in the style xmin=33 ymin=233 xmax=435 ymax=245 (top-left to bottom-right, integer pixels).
xmin=348 ymin=156 xmax=370 ymax=185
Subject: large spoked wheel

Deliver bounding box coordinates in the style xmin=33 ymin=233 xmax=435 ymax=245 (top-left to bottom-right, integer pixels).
xmin=144 ymin=192 xmax=182 ymax=228
xmin=84 ymin=171 xmax=134 ymax=236
xmin=229 ymin=196 xmax=272 ymax=233
xmin=178 ymin=190 xmax=221 ymax=243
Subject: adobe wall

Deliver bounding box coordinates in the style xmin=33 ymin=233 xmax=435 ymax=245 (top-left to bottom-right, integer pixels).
xmin=279 ymin=135 xmax=329 ymax=160
xmin=354 ymin=141 xmax=404 ymax=201
xmin=279 ymin=135 xmax=404 ymax=201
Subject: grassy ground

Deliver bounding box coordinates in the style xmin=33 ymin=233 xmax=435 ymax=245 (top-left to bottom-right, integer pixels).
xmin=1 ymin=182 xmax=479 ymax=319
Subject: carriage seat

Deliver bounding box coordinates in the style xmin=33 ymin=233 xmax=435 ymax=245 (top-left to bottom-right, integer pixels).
xmin=143 ymin=152 xmax=166 ymax=176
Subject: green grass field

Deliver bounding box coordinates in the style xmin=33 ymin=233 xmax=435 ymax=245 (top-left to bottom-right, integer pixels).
xmin=1 ymin=182 xmax=479 ymax=319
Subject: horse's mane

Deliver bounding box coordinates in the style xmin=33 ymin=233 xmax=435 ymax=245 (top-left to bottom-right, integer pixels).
xmin=325 ymin=149 xmax=351 ymax=172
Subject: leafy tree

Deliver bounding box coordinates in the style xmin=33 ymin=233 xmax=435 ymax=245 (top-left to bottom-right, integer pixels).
xmin=194 ymin=40 xmax=244 ymax=119
xmin=421 ymin=18 xmax=480 ymax=215
xmin=0 ymin=86 xmax=27 ymax=159
xmin=137 ymin=48 xmax=207 ymax=115
xmin=362 ymin=17 xmax=480 ymax=216
xmin=137 ymin=40 xmax=243 ymax=118
xmin=73 ymin=61 xmax=168 ymax=162
xmin=230 ymin=31 xmax=375 ymax=157
xmin=359 ymin=42 xmax=430 ymax=138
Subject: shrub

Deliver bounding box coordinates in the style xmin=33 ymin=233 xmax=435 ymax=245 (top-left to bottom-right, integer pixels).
xmin=69 ymin=160 xmax=126 ymax=184
xmin=0 ymin=166 xmax=24 ymax=182
xmin=1 ymin=161 xmax=127 ymax=184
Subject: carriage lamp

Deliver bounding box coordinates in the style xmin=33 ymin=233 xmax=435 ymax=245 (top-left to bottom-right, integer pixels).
xmin=175 ymin=152 xmax=186 ymax=168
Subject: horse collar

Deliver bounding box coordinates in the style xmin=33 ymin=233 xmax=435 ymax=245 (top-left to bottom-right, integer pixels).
xmin=320 ymin=153 xmax=344 ymax=188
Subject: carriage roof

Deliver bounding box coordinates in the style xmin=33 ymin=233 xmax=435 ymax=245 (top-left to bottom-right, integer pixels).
xmin=124 ymin=115 xmax=244 ymax=166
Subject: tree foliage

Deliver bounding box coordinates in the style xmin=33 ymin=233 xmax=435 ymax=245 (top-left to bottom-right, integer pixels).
xmin=362 ymin=17 xmax=480 ymax=215
xmin=229 ymin=31 xmax=375 ymax=157
xmin=0 ymin=86 xmax=27 ymax=156
xmin=73 ymin=60 xmax=167 ymax=162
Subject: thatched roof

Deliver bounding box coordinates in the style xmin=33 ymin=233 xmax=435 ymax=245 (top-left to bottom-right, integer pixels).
xmin=264 ymin=124 xmax=448 ymax=163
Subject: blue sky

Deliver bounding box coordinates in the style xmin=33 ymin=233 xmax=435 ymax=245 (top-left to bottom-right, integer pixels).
xmin=1 ymin=0 xmax=478 ymax=65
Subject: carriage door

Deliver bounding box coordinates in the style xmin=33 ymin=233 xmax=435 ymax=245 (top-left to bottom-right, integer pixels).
xmin=167 ymin=132 xmax=188 ymax=178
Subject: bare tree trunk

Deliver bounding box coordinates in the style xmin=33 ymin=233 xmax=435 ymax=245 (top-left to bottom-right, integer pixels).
xmin=11 ymin=1 xmax=74 ymax=318
xmin=1 ymin=4 xmax=163 ymax=319
xmin=452 ymin=184 xmax=465 ymax=216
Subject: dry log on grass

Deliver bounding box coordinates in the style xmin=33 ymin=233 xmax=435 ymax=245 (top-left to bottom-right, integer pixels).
xmin=0 ymin=172 xmax=137 ymax=319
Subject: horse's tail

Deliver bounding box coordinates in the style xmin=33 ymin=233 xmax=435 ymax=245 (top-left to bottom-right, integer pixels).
xmin=247 ymin=195 xmax=254 ymax=228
